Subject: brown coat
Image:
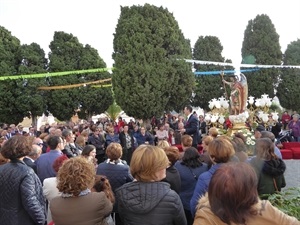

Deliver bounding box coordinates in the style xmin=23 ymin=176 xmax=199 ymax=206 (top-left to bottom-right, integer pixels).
xmin=193 ymin=195 xmax=300 ymax=225
xmin=50 ymin=192 xmax=113 ymax=225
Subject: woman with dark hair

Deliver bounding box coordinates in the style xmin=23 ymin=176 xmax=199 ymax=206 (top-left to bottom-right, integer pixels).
xmin=97 ymin=143 xmax=133 ymax=225
xmin=0 ymin=135 xmax=46 ymax=225
xmin=232 ymin=132 xmax=248 ymax=162
xmin=81 ymin=144 xmax=98 ymax=167
xmin=50 ymin=157 xmax=113 ymax=225
xmin=116 ymin=145 xmax=187 ymax=225
xmin=190 ymin=137 xmax=235 ymax=217
xmin=162 ymin=146 xmax=181 ymax=194
xmin=249 ymin=138 xmax=286 ymax=197
xmin=193 ymin=162 xmax=299 ymax=225
xmin=174 ymin=147 xmax=208 ymax=225
xmin=43 ymin=154 xmax=69 ymax=224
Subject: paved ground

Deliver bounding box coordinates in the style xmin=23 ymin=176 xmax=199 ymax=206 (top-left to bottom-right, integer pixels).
xmin=282 ymin=159 xmax=300 ymax=189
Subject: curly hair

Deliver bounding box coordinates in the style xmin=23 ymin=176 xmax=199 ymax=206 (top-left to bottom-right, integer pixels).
xmin=1 ymin=135 xmax=33 ymax=160
xmin=56 ymin=157 xmax=95 ymax=196
xmin=92 ymin=175 xmax=115 ymax=204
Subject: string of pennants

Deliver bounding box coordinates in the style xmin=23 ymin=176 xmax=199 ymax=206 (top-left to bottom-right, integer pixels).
xmin=0 ymin=60 xmax=298 ymax=90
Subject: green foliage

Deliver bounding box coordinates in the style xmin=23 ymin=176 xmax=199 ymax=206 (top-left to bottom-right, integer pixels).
xmin=47 ymin=31 xmax=113 ymax=121
xmin=112 ymin=4 xmax=194 ymax=120
xmin=0 ymin=26 xmax=20 ymax=76
xmin=105 ymin=101 xmax=122 ymax=121
xmin=266 ymin=187 xmax=300 ymax=220
xmin=241 ymin=14 xmax=282 ymax=98
xmin=192 ymin=36 xmax=231 ymax=110
xmin=277 ymin=39 xmax=300 ymax=112
xmin=0 ymin=27 xmax=48 ymax=125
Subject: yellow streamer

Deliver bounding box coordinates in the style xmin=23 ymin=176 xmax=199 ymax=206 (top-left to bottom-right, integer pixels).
xmin=38 ymin=78 xmax=111 ymax=90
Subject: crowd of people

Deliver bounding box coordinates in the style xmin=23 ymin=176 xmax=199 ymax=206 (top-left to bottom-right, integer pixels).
xmin=0 ymin=106 xmax=300 ymax=225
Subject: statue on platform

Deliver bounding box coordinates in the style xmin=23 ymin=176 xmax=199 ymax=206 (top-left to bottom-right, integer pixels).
xmin=222 ymin=73 xmax=248 ymax=115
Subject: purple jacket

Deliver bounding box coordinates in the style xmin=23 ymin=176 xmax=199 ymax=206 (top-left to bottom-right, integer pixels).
xmin=288 ymin=120 xmax=300 ymax=137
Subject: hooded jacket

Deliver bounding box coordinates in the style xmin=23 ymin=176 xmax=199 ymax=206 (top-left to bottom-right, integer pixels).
xmin=250 ymin=157 xmax=286 ymax=196
xmin=116 ymin=181 xmax=187 ymax=225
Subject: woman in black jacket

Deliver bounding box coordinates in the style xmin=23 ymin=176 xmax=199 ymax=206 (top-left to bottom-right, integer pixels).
xmin=0 ymin=135 xmax=46 ymax=225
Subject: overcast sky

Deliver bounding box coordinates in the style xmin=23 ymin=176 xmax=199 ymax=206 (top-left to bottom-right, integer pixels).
xmin=1 ymin=0 xmax=299 ymax=68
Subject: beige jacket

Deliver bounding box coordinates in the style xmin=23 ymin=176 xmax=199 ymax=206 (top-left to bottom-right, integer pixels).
xmin=193 ymin=195 xmax=300 ymax=225
xmin=50 ymin=192 xmax=113 ymax=225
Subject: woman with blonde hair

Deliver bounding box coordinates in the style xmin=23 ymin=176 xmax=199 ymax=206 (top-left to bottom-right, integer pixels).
xmin=190 ymin=137 xmax=235 ymax=217
xmin=199 ymin=135 xmax=213 ymax=167
xmin=157 ymin=139 xmax=170 ymax=150
xmin=208 ymin=127 xmax=218 ymax=138
xmin=116 ymin=145 xmax=187 ymax=225
xmin=50 ymin=157 xmax=113 ymax=225
xmin=194 ymin=162 xmax=299 ymax=225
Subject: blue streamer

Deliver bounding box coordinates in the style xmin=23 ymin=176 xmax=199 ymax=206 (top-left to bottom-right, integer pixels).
xmin=194 ymin=68 xmax=259 ymax=76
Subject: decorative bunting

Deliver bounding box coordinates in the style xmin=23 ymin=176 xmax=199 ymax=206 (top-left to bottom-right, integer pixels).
xmin=185 ymin=59 xmax=300 ymax=69
xmin=0 ymin=67 xmax=114 ymax=81
xmin=194 ymin=69 xmax=259 ymax=75
xmin=37 ymin=78 xmax=111 ymax=90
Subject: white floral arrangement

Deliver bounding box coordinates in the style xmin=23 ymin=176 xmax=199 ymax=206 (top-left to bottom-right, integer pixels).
xmin=228 ymin=112 xmax=249 ymax=124
xmin=236 ymin=129 xmax=256 ymax=146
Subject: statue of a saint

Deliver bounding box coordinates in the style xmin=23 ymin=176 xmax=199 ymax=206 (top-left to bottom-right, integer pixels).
xmin=222 ymin=74 xmax=248 ymax=115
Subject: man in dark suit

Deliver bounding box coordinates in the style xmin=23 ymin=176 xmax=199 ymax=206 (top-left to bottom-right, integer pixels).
xmin=23 ymin=144 xmax=42 ymax=174
xmin=180 ymin=105 xmax=199 ymax=148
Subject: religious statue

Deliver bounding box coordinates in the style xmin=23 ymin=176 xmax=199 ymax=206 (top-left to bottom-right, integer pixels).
xmin=222 ymin=73 xmax=248 ymax=115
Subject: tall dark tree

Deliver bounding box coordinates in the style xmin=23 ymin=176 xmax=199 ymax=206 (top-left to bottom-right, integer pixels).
xmin=76 ymin=45 xmax=113 ymax=120
xmin=0 ymin=26 xmax=24 ymax=124
xmin=277 ymin=39 xmax=300 ymax=111
xmin=192 ymin=36 xmax=232 ymax=110
xmin=0 ymin=26 xmax=20 ymax=76
xmin=14 ymin=43 xmax=48 ymax=126
xmin=47 ymin=32 xmax=112 ymax=121
xmin=112 ymin=4 xmax=194 ymax=120
xmin=241 ymin=14 xmax=282 ymax=98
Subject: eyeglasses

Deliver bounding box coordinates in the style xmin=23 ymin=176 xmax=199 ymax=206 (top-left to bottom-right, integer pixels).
xmin=37 ymin=143 xmax=43 ymax=146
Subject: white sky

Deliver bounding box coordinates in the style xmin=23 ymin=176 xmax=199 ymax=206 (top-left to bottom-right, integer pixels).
xmin=1 ymin=0 xmax=299 ymax=68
